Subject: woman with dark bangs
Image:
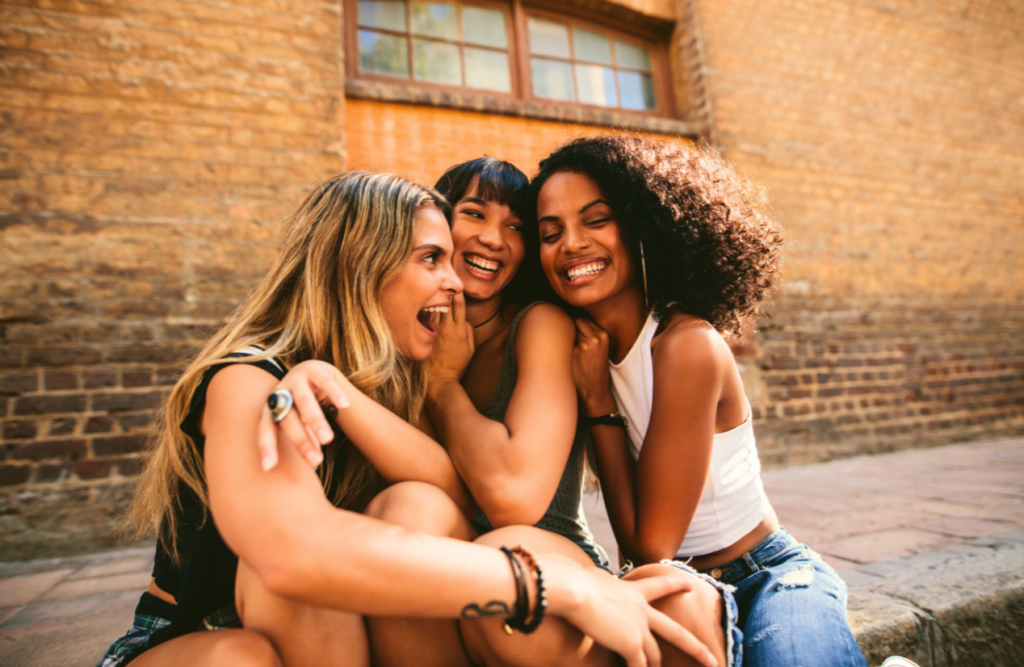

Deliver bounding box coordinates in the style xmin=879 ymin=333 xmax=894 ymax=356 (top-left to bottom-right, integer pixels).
xmin=529 ymin=136 xmax=867 ymax=667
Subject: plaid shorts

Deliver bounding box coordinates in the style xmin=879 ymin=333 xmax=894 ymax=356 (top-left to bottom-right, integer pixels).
xmin=96 ymin=593 xmax=242 ymax=667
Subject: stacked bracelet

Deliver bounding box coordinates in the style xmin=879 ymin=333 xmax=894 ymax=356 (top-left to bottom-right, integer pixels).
xmin=501 ymin=545 xmax=547 ymax=634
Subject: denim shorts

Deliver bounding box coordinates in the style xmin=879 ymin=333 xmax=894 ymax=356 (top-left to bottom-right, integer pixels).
xmin=619 ymin=561 xmax=743 ymax=667
xmin=696 ymin=527 xmax=866 ymax=667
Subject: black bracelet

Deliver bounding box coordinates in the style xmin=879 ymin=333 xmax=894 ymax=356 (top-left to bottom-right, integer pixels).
xmin=505 ymin=545 xmax=547 ymax=634
xmin=499 ymin=546 xmax=529 ymax=634
xmin=584 ymin=411 xmax=628 ymax=429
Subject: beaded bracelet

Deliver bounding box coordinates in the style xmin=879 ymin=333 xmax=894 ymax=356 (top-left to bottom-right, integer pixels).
xmin=505 ymin=545 xmax=547 ymax=634
xmin=499 ymin=546 xmax=529 ymax=633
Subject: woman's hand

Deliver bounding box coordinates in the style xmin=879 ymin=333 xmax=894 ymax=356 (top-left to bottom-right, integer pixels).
xmin=572 ymin=318 xmax=616 ymax=415
xmin=423 ymin=293 xmax=475 ymax=387
xmin=543 ymin=556 xmax=718 ymax=667
xmin=256 ymin=359 xmax=351 ymax=471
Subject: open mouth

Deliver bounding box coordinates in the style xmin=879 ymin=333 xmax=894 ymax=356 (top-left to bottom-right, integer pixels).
xmin=464 ymin=254 xmax=500 ymax=276
xmin=565 ymin=260 xmax=607 ymax=283
xmin=416 ymin=305 xmax=449 ymax=333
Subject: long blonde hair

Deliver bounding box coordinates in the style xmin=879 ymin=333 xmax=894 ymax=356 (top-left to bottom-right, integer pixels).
xmin=128 ymin=171 xmax=447 ymax=559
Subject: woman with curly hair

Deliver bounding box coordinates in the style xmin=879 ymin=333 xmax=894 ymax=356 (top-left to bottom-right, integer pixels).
xmin=529 ymin=136 xmax=867 ymax=666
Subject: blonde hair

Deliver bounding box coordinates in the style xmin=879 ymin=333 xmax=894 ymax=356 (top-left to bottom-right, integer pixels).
xmin=128 ymin=171 xmax=448 ymax=560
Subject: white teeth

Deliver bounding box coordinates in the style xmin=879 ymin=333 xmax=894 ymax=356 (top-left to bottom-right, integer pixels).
xmin=422 ymin=306 xmax=450 ymax=314
xmin=566 ymin=262 xmax=606 ymax=280
xmin=466 ymin=255 xmax=498 ymax=273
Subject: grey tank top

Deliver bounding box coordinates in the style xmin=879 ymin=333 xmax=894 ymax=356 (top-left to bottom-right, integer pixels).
xmin=471 ymin=302 xmax=609 ymax=569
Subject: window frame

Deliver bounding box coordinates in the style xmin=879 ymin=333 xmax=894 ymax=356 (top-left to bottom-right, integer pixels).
xmin=343 ymin=0 xmax=676 ymax=118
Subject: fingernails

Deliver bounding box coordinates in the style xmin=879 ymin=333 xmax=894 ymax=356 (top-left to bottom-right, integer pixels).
xmin=306 ymin=449 xmax=323 ymax=467
xmin=334 ymin=394 xmax=349 ymax=409
xmin=317 ymin=428 xmax=333 ymax=443
xmin=261 ymin=454 xmax=276 ymax=472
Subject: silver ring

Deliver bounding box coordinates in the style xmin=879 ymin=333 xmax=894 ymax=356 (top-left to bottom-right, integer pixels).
xmin=268 ymin=388 xmax=294 ymax=423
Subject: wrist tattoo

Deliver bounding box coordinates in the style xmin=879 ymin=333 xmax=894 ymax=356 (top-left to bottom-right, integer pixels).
xmin=460 ymin=600 xmax=512 ymax=618
xmin=322 ymin=404 xmax=339 ymax=422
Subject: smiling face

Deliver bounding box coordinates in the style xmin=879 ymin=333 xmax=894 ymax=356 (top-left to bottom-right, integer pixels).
xmin=537 ymin=171 xmax=638 ymax=310
xmin=379 ymin=205 xmax=463 ymax=361
xmin=450 ymin=181 xmax=526 ymax=303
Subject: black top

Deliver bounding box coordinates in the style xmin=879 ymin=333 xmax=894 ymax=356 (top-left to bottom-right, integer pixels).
xmin=146 ymin=354 xmax=286 ymax=647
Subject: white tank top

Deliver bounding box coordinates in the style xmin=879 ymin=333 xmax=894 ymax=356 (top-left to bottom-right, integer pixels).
xmin=608 ymin=311 xmax=769 ymax=558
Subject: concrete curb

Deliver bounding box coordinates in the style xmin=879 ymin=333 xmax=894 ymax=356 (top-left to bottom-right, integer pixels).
xmin=847 ymin=528 xmax=1024 ymax=667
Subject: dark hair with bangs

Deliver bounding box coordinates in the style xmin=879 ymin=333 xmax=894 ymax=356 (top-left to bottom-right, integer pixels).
xmin=434 ymin=157 xmax=549 ymax=306
xmin=528 ymin=136 xmax=784 ymax=337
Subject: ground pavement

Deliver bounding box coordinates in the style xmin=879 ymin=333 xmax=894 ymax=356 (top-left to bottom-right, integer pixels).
xmin=2 ymin=437 xmax=1022 ymax=667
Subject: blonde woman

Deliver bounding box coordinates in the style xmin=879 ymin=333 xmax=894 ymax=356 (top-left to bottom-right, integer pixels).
xmin=98 ymin=171 xmax=710 ymax=667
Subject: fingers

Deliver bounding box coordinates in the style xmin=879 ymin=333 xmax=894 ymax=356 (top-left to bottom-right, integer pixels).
xmin=257 ymin=404 xmax=279 ymax=471
xmin=647 ymin=607 xmax=719 ymax=667
xmin=627 ymin=573 xmax=695 ymax=602
xmin=276 ymin=409 xmax=321 ymax=467
xmin=452 ymin=292 xmax=466 ymax=323
xmin=287 ymin=371 xmax=337 ymax=448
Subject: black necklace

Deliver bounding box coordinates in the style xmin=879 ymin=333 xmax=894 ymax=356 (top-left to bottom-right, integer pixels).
xmin=473 ymin=309 xmax=501 ymax=329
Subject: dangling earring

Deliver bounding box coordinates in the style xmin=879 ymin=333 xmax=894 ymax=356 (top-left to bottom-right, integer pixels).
xmin=639 ymin=240 xmax=650 ymax=311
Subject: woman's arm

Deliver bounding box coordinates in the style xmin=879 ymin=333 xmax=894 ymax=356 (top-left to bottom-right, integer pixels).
xmin=426 ymin=302 xmax=579 ymax=527
xmin=204 ymin=364 xmax=718 ymax=667
xmin=574 ymin=319 xmax=726 ymax=564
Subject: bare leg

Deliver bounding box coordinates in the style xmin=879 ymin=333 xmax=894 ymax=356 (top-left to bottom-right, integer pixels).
xmin=363 ymin=482 xmax=477 ymax=667
xmin=131 ymin=628 xmax=283 ymax=667
xmin=621 ymin=564 xmax=727 ymax=667
xmin=235 ymin=558 xmax=370 ymax=667
xmin=461 ymin=525 xmax=616 ymax=667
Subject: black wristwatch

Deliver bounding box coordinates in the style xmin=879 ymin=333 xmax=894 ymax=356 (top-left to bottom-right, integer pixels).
xmin=584 ymin=411 xmax=629 ymax=429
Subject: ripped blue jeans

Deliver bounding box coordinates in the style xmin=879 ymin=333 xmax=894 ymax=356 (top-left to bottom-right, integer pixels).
xmin=703 ymin=527 xmax=867 ymax=667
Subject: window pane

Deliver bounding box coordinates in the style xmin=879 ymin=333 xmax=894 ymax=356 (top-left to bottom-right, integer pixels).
xmin=463 ymin=5 xmax=506 ymax=48
xmin=412 ymin=2 xmax=457 ymax=39
xmin=615 ymin=40 xmax=651 ymax=71
xmin=531 ymin=57 xmax=574 ymax=101
xmin=576 ymin=64 xmax=616 ymax=107
xmin=618 ymin=70 xmax=655 ymax=110
xmin=465 ymin=47 xmax=510 ymax=92
xmin=572 ymin=27 xmax=611 ymax=65
xmin=414 ymin=38 xmax=461 ymax=85
xmin=528 ymin=18 xmax=570 ymax=59
xmin=359 ymin=29 xmax=410 ymax=77
xmin=359 ymin=0 xmax=407 ymax=32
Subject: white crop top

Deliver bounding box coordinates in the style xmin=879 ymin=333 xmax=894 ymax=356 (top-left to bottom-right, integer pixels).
xmin=608 ymin=311 xmax=769 ymax=558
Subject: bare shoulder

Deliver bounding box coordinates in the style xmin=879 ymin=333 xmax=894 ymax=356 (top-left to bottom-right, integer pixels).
xmin=516 ymin=302 xmax=575 ymax=342
xmin=201 ymin=363 xmax=280 ymax=432
xmin=652 ymin=311 xmax=734 ymax=373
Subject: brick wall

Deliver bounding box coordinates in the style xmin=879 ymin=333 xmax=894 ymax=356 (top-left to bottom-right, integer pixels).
xmin=692 ymin=0 xmax=1024 ymax=463
xmin=0 ymin=0 xmax=345 ymax=559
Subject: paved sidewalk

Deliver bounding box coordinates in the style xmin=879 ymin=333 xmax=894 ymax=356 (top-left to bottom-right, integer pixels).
xmin=1 ymin=437 xmax=1022 ymax=667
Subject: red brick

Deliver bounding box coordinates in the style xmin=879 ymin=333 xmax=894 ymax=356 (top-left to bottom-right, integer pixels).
xmin=84 ymin=370 xmax=118 ymax=389
xmin=75 ymin=458 xmax=113 ymax=480
xmin=47 ymin=418 xmax=77 ymax=435
xmin=14 ymin=394 xmax=87 ymax=415
xmin=90 ymin=391 xmax=163 ymax=412
xmin=0 ymin=372 xmax=38 ymax=395
xmin=0 ymin=464 xmax=31 ymax=486
xmin=2 ymin=420 xmax=37 ymax=440
xmin=93 ymin=434 xmax=149 ymax=455
xmin=44 ymin=370 xmax=79 ymax=390
xmin=11 ymin=439 xmax=87 ymax=461
xmin=84 ymin=415 xmax=116 ymax=434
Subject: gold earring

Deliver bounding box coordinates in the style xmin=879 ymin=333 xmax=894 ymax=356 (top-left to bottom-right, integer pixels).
xmin=639 ymin=240 xmax=649 ymax=311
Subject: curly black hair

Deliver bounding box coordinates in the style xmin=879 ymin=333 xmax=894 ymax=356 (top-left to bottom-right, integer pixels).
xmin=527 ymin=136 xmax=784 ymax=337
xmin=434 ymin=157 xmax=549 ymax=306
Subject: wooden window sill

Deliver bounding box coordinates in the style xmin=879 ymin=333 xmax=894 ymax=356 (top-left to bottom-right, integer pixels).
xmin=345 ymin=79 xmax=698 ymax=136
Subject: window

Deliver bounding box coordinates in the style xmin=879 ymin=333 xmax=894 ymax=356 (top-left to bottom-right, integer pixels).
xmin=347 ymin=0 xmax=670 ymax=116
xmin=356 ymin=1 xmax=513 ymax=94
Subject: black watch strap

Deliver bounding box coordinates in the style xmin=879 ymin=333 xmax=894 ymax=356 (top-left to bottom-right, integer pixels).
xmin=584 ymin=411 xmax=628 ymax=429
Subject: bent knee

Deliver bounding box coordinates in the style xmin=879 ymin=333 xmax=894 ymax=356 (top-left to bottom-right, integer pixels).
xmin=365 ymin=482 xmax=473 ymax=538
xmin=210 ymin=630 xmax=282 ymax=667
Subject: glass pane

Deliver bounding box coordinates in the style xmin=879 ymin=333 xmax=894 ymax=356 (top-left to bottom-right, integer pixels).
xmin=528 ymin=17 xmax=570 ymax=58
xmin=615 ymin=40 xmax=651 ymax=71
xmin=618 ymin=70 xmax=655 ymax=110
xmin=531 ymin=57 xmax=574 ymax=101
xmin=414 ymin=38 xmax=461 ymax=85
xmin=465 ymin=47 xmax=510 ymax=92
xmin=358 ymin=0 xmax=407 ymax=32
xmin=572 ymin=27 xmax=611 ymax=65
xmin=359 ymin=29 xmax=410 ymax=77
xmin=576 ymin=64 xmax=616 ymax=107
xmin=412 ymin=2 xmax=457 ymax=39
xmin=463 ymin=5 xmax=506 ymax=48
